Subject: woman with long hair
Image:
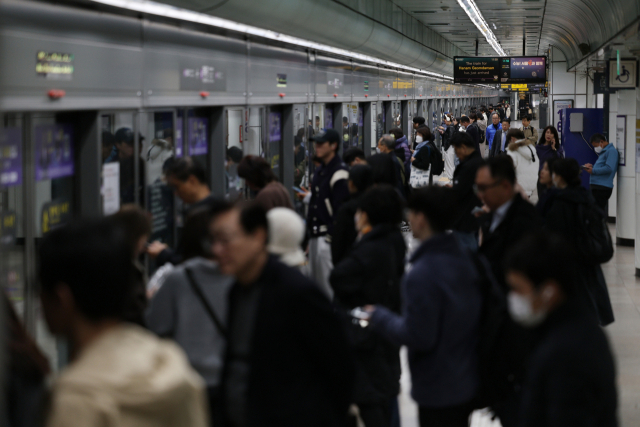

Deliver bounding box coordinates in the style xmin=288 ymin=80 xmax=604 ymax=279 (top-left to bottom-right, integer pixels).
xmin=535 ymin=126 xmax=564 ymax=198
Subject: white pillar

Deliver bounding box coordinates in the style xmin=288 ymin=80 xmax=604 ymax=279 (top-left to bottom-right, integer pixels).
xmin=617 ymin=89 xmax=636 ymax=246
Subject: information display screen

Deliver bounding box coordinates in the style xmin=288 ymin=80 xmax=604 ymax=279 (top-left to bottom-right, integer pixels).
xmin=454 ymin=56 xmax=546 ymax=84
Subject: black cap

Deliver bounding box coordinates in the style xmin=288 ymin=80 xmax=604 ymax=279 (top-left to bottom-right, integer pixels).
xmin=310 ymin=129 xmax=340 ymax=144
xmin=114 ymin=127 xmax=144 ymax=146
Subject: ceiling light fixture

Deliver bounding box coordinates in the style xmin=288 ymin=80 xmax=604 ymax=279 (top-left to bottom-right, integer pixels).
xmin=456 ymin=0 xmax=506 ymax=56
xmin=492 ymin=23 xmax=497 ymax=30
xmin=88 ymin=0 xmax=455 ymax=80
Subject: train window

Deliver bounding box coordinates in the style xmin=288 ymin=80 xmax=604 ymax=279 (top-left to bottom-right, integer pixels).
xmin=266 ymin=107 xmax=282 ymax=181
xmin=226 ymin=108 xmax=246 ymax=200
xmin=292 ymin=104 xmax=310 ymax=215
xmin=0 ymin=116 xmax=26 ymax=320
xmin=372 ymin=102 xmax=380 ymax=154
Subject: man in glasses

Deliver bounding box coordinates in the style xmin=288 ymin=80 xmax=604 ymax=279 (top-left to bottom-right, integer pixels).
xmin=474 ymin=156 xmax=540 ymax=427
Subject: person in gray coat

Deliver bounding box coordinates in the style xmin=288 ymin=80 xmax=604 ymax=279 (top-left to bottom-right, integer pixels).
xmin=146 ymin=202 xmax=234 ymax=424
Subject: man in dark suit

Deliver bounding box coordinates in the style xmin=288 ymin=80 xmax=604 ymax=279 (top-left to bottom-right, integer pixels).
xmin=460 ymin=115 xmax=481 ymax=152
xmin=497 ymin=104 xmax=506 ymax=121
xmin=489 ymin=118 xmax=511 ymax=157
xmin=474 ymin=156 xmax=541 ymax=427
xmin=211 ymin=202 xmax=355 ymax=427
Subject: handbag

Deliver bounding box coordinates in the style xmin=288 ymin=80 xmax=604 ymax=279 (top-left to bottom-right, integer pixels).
xmin=410 ymin=165 xmax=430 ymax=188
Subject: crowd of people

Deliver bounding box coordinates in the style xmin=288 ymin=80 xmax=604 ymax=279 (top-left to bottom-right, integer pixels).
xmin=6 ymin=111 xmax=621 ymax=427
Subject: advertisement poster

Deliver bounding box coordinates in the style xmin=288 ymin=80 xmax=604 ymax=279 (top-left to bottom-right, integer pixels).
xmin=102 ymin=162 xmax=120 ymax=215
xmin=41 ymin=198 xmax=71 ymax=235
xmin=188 ymin=118 xmax=208 ymax=156
xmin=269 ymin=112 xmax=282 ymax=142
xmin=616 ymin=116 xmax=626 ymax=166
xmin=509 ymin=57 xmax=546 ymax=81
xmin=35 ymin=124 xmax=74 ymax=181
xmin=175 ymin=118 xmax=184 ymax=158
xmin=0 ymin=127 xmax=22 ymax=187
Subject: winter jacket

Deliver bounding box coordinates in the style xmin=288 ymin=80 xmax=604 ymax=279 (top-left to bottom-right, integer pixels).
xmin=486 ymin=123 xmax=502 ymax=150
xmin=395 ymin=136 xmax=412 ymax=176
xmin=507 ymin=139 xmax=538 ymax=198
xmin=466 ymin=123 xmax=481 ymax=152
xmin=519 ymin=301 xmax=617 ymax=427
xmin=146 ymin=257 xmax=234 ymax=387
xmin=490 ymin=129 xmax=507 ymax=157
xmin=330 ymin=224 xmax=406 ymax=404
xmin=370 ymin=233 xmax=482 ymax=407
xmin=441 ymin=126 xmax=455 ymax=151
xmin=590 ymin=143 xmax=619 ymax=189
xmin=535 ymin=143 xmax=564 ymax=171
xmin=451 ymin=150 xmax=484 ymax=233
xmin=521 ymin=126 xmax=539 ymax=146
xmin=543 ymin=185 xmax=615 ymax=325
xmin=331 ymin=193 xmax=363 ymax=265
xmin=46 ymin=324 xmax=209 ymax=427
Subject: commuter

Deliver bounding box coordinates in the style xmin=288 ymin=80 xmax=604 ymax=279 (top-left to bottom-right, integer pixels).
xmin=308 ymin=119 xmax=315 ymax=138
xmin=147 ymin=204 xmax=234 ymax=424
xmin=238 ymin=155 xmax=293 ymax=211
xmin=505 ymin=233 xmax=617 ymax=427
xmin=114 ymin=127 xmax=145 ymax=205
xmin=545 ymin=158 xmax=614 ymax=325
xmin=331 ymin=164 xmax=374 ymax=265
xmin=520 ymin=115 xmax=538 ymax=146
xmin=584 ymin=133 xmax=619 ymax=214
xmin=304 ymin=129 xmax=350 ymax=298
xmin=267 ymin=207 xmax=309 ymax=274
xmin=376 ymin=114 xmax=384 ymax=141
xmin=410 ymin=127 xmax=436 ymax=187
xmin=505 ymin=103 xmax=511 ymax=119
xmin=476 ymin=111 xmax=487 ymax=147
xmin=476 ymin=156 xmax=540 ymax=292
xmin=466 ymin=113 xmax=481 ymax=152
xmin=377 ymin=135 xmax=406 ymax=193
xmin=389 ymin=127 xmax=412 ymax=175
xmin=497 ymin=104 xmax=506 ymax=121
xmin=437 ymin=114 xmax=455 ymax=154
xmin=365 ymin=186 xmax=482 ymax=427
xmin=488 ymin=105 xmax=494 ymax=117
xmin=343 ymin=116 xmax=350 ymax=142
xmin=210 ymin=202 xmax=355 ymax=427
xmin=344 ymin=147 xmax=367 ymax=167
xmin=315 ymin=115 xmax=321 ymax=133
xmin=369 ymin=153 xmax=401 ymax=190
xmin=505 ymin=129 xmax=539 ymax=200
xmin=102 ymin=130 xmax=118 ymax=163
xmin=413 ymin=116 xmax=426 ymax=148
xmin=443 ymin=116 xmax=462 ymax=179
xmin=330 ymin=185 xmax=406 ymax=427
xmin=535 ymin=125 xmax=564 ymax=197
xmin=4 ymin=292 xmax=50 ymax=427
xmin=489 ymin=118 xmax=510 ymax=157
xmin=148 ymin=157 xmax=214 ymax=265
xmin=226 ymin=146 xmax=243 ymax=167
xmin=108 ymin=205 xmax=152 ymax=326
xmin=40 ymin=219 xmax=208 ymax=427
xmin=486 ymin=113 xmax=502 ymax=154
xmin=450 ymin=132 xmax=484 ymax=250
xmin=535 ymin=157 xmax=559 ymax=217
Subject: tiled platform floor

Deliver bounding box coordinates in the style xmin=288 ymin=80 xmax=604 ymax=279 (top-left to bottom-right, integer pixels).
xmin=399 ymin=225 xmax=639 ymax=427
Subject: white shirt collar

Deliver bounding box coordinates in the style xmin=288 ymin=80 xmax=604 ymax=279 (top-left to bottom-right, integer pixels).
xmin=490 ymin=198 xmax=514 ymax=233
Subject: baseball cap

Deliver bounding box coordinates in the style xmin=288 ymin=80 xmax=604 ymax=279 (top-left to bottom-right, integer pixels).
xmin=310 ymin=129 xmax=340 ymax=144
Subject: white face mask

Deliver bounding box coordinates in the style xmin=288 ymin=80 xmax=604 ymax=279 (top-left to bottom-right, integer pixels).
xmin=415 ymin=135 xmax=424 ymax=143
xmin=507 ymin=292 xmax=547 ymax=327
xmin=375 ymin=147 xmax=381 ymax=154
xmin=594 ymin=146 xmax=603 ymax=154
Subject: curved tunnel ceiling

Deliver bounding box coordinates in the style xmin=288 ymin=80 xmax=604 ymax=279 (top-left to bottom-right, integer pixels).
xmin=135 ymin=0 xmax=472 ymax=76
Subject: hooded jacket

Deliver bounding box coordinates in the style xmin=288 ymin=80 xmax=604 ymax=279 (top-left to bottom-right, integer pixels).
xmin=507 ymin=139 xmax=538 ymax=197
xmin=46 ymin=324 xmax=208 ymax=427
xmin=394 ymin=135 xmax=412 ymax=176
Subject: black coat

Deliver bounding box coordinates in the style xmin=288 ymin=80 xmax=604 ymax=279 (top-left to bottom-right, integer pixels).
xmin=330 ymin=224 xmax=406 ymax=404
xmin=544 ymin=185 xmax=615 ymax=325
xmin=221 ymin=256 xmax=355 ymax=427
xmin=442 ymin=126 xmax=455 ymax=151
xmin=466 ymin=123 xmax=481 ymax=152
xmin=479 ymin=194 xmax=541 ymax=292
xmin=489 ymin=129 xmax=506 ymax=157
xmin=519 ymin=301 xmax=617 ymax=427
xmin=331 ymin=193 xmax=362 ymax=265
xmin=451 ymin=150 xmax=484 ymax=233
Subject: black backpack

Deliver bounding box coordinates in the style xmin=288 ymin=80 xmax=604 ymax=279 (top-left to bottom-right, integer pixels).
xmin=468 ymin=251 xmax=527 ymax=410
xmin=577 ymin=203 xmax=614 ymax=264
xmin=427 ymin=141 xmax=445 ymax=176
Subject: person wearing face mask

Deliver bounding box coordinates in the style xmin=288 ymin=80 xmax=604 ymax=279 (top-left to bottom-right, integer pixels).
xmin=583 ymin=133 xmax=619 ymax=214
xmin=363 ymin=186 xmax=482 ymax=427
xmin=544 ymin=158 xmax=614 ymax=326
xmin=504 ymin=233 xmax=617 ymax=427
xmin=329 ymin=185 xmax=406 ymax=427
xmin=410 ymin=126 xmax=437 ymax=187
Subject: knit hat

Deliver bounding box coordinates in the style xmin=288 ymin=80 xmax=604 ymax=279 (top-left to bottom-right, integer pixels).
xmin=267 ymin=208 xmax=306 ymax=267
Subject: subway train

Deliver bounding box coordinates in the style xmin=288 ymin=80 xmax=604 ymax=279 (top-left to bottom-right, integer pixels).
xmin=0 ymin=0 xmax=498 ymax=363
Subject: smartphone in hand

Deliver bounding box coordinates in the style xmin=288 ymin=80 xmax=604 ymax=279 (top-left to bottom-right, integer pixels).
xmin=292 ymin=186 xmax=305 ymax=194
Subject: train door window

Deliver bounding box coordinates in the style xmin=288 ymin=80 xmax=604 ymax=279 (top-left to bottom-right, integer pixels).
xmin=372 ymin=102 xmax=380 ymax=154
xmin=342 ymin=103 xmax=360 ymax=154
xmin=226 ymin=107 xmax=245 ymax=200
xmin=101 ymin=112 xmax=137 ymax=213
xmin=292 ymin=104 xmax=309 ymax=215
xmin=1 ymin=115 xmax=26 ymax=320
xmin=266 ymin=106 xmax=283 ymax=182
xmin=357 ymin=104 xmax=364 ymax=151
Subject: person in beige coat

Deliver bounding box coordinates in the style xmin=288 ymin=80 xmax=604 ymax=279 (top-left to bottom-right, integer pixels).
xmin=506 ymin=129 xmax=539 ymax=200
xmin=520 ymin=114 xmax=539 ymax=146
xmin=39 ymin=219 xmax=209 ymax=427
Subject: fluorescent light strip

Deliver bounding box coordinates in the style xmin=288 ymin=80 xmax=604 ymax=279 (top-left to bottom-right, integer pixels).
xmin=456 ymin=0 xmax=506 ymax=56
xmin=88 ymin=0 xmax=456 ymax=81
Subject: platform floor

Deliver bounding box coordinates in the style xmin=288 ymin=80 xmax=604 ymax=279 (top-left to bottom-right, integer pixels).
xmin=399 ymin=225 xmax=640 ymax=427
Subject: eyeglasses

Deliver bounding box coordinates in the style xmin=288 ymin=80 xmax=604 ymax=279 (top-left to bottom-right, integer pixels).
xmin=473 ymin=181 xmax=502 ymax=194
